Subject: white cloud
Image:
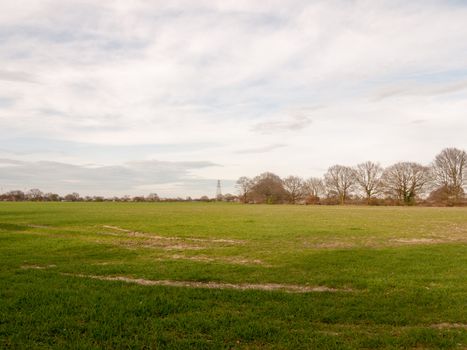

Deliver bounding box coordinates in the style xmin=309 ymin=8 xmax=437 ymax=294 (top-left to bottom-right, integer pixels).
xmin=235 ymin=143 xmax=286 ymax=154
xmin=372 ymin=80 xmax=467 ymax=101
xmin=0 ymin=158 xmax=219 ymax=196
xmin=252 ymin=115 xmax=313 ymax=134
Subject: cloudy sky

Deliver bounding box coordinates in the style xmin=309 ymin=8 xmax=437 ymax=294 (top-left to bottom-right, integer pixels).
xmin=1 ymin=0 xmax=467 ymax=197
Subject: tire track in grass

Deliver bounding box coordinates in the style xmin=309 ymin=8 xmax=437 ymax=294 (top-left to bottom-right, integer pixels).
xmin=102 ymin=225 xmax=245 ymax=244
xmin=61 ymin=272 xmax=353 ymax=293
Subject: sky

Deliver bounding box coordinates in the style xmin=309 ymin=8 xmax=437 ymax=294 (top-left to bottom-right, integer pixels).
xmin=1 ymin=0 xmax=467 ymax=197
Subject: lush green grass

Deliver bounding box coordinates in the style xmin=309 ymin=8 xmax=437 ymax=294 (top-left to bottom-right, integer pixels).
xmin=1 ymin=202 xmax=466 ymax=349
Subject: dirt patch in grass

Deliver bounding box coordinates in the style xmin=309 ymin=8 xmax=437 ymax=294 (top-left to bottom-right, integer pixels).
xmin=163 ymin=254 xmax=215 ymax=263
xmin=27 ymin=224 xmax=50 ymax=229
xmin=305 ymin=235 xmax=467 ymax=250
xmin=391 ymin=238 xmax=446 ymax=244
xmin=389 ymin=236 xmax=467 ymax=246
xmin=101 ymin=227 xmax=181 ymax=241
xmin=102 ymin=225 xmax=132 ymax=232
xmin=100 ymin=225 xmax=246 ymax=252
xmin=91 ymin=261 xmax=122 ymax=266
xmin=160 ymin=254 xmax=267 ymax=266
xmin=226 ymin=257 xmax=265 ymax=265
xmin=102 ymin=225 xmax=245 ymax=244
xmin=116 ymin=239 xmax=204 ymax=251
xmin=21 ymin=264 xmax=56 ymax=270
xmin=62 ymin=273 xmax=352 ymax=293
xmin=187 ymin=237 xmax=245 ymax=244
xmin=308 ymin=241 xmax=357 ymax=249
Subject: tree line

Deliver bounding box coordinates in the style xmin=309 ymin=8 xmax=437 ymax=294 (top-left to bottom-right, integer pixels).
xmin=1 ymin=147 xmax=465 ymax=206
xmin=0 ymin=191 xmax=237 ymax=203
xmin=236 ymin=147 xmax=467 ymax=206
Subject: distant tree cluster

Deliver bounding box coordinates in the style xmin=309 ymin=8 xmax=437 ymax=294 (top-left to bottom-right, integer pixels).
xmin=0 ymin=190 xmax=237 ymax=203
xmin=236 ymin=147 xmax=467 ymax=206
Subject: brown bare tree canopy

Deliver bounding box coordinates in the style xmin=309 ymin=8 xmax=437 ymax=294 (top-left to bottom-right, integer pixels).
xmin=324 ymin=165 xmax=356 ymax=204
xmin=353 ymin=161 xmax=383 ymax=203
xmin=233 ymin=148 xmax=466 ymax=206
xmin=236 ymin=176 xmax=253 ymax=203
xmin=283 ymin=176 xmax=305 ymax=204
xmin=303 ymin=177 xmax=325 ymax=201
xmin=381 ymin=162 xmax=431 ymax=205
xmin=432 ymin=147 xmax=467 ymax=202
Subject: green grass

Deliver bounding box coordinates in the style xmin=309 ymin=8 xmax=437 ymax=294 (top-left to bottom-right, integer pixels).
xmin=0 ymin=202 xmax=466 ymax=349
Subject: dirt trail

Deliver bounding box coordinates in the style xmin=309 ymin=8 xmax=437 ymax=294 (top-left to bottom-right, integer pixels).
xmin=160 ymin=254 xmax=266 ymax=265
xmin=430 ymin=323 xmax=467 ymax=329
xmin=102 ymin=225 xmax=245 ymax=244
xmin=27 ymin=224 xmax=51 ymax=229
xmin=62 ymin=273 xmax=352 ymax=293
xmin=21 ymin=264 xmax=56 ymax=270
xmin=391 ymin=238 xmax=445 ymax=244
xmin=97 ymin=226 xmax=264 ymax=265
xmin=305 ymin=235 xmax=467 ymax=250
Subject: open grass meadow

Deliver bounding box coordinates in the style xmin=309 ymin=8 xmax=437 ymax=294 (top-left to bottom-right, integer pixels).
xmin=0 ymin=202 xmax=466 ymax=349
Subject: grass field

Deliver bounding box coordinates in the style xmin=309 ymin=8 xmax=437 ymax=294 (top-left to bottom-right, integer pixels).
xmin=0 ymin=202 xmax=466 ymax=349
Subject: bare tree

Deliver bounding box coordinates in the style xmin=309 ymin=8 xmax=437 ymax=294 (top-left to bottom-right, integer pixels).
xmin=236 ymin=176 xmax=253 ymax=203
xmin=146 ymin=193 xmax=160 ymax=202
xmin=303 ymin=177 xmax=325 ymax=203
xmin=432 ymin=147 xmax=467 ymax=202
xmin=324 ymin=165 xmax=356 ymax=204
xmin=353 ymin=161 xmax=383 ymax=204
xmin=283 ymin=175 xmax=305 ymax=204
xmin=381 ymin=162 xmax=431 ymax=205
xmin=26 ymin=188 xmax=44 ymax=201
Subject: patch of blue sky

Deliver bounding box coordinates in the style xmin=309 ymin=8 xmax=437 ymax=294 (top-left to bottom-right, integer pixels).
xmin=0 ymin=25 xmax=91 ymax=43
xmin=146 ymin=6 xmax=287 ymax=27
xmin=231 ymin=11 xmax=288 ymax=29
xmin=442 ymin=0 xmax=467 ymax=8
xmin=0 ymin=24 xmax=148 ymax=51
xmin=367 ymin=68 xmax=467 ymax=85
xmin=335 ymin=68 xmax=467 ymax=101
xmin=0 ymin=97 xmax=15 ymax=108
xmin=205 ymin=79 xmax=324 ymax=116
